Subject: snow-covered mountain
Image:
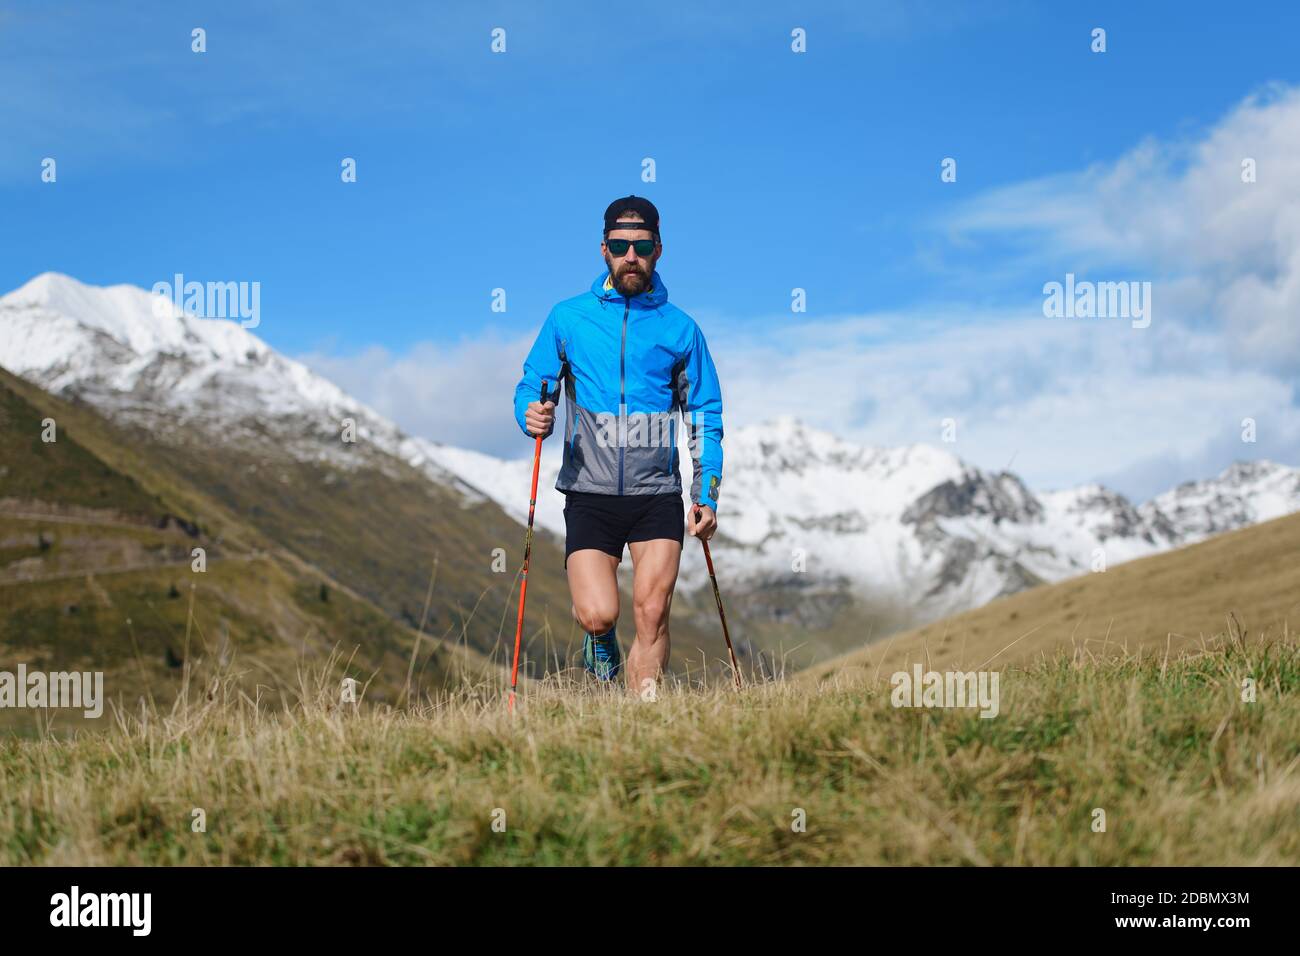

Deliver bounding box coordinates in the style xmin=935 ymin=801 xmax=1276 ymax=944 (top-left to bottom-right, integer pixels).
xmin=0 ymin=272 xmax=485 ymax=500
xmin=1142 ymin=461 xmax=1300 ymax=538
xmin=413 ymin=417 xmax=1300 ymax=622
xmin=4 ymin=273 xmax=1299 ymax=627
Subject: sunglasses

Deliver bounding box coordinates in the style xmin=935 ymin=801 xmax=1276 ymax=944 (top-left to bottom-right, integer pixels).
xmin=606 ymin=238 xmax=658 ymax=257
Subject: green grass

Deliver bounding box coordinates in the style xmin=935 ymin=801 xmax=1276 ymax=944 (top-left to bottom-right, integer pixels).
xmin=0 ymin=377 xmax=165 ymax=518
xmin=0 ymin=550 xmax=495 ymax=738
xmin=2 ymin=631 xmax=1296 ymax=865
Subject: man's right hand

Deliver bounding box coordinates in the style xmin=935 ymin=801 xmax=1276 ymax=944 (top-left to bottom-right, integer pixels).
xmin=525 ymin=400 xmax=556 ymax=438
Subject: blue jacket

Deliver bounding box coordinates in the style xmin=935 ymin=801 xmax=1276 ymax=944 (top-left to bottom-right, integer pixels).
xmin=513 ymin=270 xmax=724 ymax=511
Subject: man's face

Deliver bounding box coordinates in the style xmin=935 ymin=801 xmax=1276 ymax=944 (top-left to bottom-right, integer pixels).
xmin=601 ymin=216 xmax=661 ymax=297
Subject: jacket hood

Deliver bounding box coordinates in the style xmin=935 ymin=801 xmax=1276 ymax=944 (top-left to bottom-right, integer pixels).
xmin=590 ymin=269 xmax=669 ymax=309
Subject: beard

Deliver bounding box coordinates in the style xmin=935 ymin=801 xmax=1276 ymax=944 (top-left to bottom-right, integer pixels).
xmin=609 ymin=260 xmax=649 ymax=295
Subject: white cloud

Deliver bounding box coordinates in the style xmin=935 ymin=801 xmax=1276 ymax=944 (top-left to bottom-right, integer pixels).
xmin=299 ymin=332 xmax=536 ymax=458
xmin=949 ymin=84 xmax=1300 ymax=374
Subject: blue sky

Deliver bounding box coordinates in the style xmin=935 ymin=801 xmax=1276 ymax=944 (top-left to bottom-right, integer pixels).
xmin=4 ymin=1 xmax=1300 ymax=499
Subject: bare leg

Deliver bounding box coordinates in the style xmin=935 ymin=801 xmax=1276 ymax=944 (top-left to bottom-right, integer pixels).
xmin=626 ymin=538 xmax=682 ymax=694
xmin=566 ymin=547 xmax=620 ymax=656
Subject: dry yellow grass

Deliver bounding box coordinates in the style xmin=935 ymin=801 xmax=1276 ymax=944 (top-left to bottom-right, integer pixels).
xmin=4 ymin=501 xmax=1298 ymax=866
xmin=2 ymin=631 xmax=1297 ymax=866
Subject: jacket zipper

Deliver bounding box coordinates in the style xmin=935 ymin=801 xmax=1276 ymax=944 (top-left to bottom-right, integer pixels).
xmin=618 ymin=298 xmax=629 ymax=494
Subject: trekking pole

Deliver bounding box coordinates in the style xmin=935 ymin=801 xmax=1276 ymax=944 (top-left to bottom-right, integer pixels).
xmin=695 ymin=506 xmax=742 ymax=688
xmin=509 ymin=379 xmax=552 ymax=713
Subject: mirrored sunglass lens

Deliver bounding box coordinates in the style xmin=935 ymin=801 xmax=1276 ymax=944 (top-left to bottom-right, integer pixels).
xmin=608 ymin=238 xmax=655 ymax=256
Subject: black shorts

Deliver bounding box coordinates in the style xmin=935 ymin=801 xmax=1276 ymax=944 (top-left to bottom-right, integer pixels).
xmin=563 ymin=491 xmax=684 ymax=565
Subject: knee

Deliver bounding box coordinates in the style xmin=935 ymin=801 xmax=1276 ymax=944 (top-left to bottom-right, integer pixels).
xmin=573 ymin=602 xmax=617 ymax=635
xmin=633 ymin=594 xmax=669 ymax=628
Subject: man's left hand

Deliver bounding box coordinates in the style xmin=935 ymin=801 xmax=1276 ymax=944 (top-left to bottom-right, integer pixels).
xmin=688 ymin=504 xmax=717 ymax=541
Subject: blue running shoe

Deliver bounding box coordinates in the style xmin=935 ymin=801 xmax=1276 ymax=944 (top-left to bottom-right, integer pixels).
xmin=583 ymin=628 xmax=622 ymax=682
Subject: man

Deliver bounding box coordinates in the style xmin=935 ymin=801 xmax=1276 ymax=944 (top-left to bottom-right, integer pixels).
xmin=513 ymin=195 xmax=724 ymax=691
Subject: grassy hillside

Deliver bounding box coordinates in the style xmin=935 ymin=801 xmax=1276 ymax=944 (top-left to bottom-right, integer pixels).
xmin=0 ymin=548 xmax=491 ymax=730
xmin=1 ymin=630 xmax=1295 ymax=865
xmin=807 ymin=510 xmax=1300 ymax=684
xmin=0 ymin=371 xmax=500 ymax=729
xmin=0 ymin=378 xmax=163 ymax=515
xmin=0 ymin=368 xmax=257 ymax=548
xmin=150 ymin=430 xmax=590 ymax=669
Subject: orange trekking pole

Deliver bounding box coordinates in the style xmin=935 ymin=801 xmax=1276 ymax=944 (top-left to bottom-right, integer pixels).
xmin=695 ymin=506 xmax=742 ymax=688
xmin=509 ymin=379 xmax=554 ymax=712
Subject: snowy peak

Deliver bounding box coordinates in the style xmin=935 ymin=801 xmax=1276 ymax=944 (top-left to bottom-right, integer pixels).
xmin=726 ymin=419 xmax=968 ymax=522
xmin=0 ymin=273 xmax=484 ymax=496
xmin=3 ymin=272 xmax=116 ymax=317
xmin=0 ymin=272 xmax=358 ymax=427
xmin=1142 ymin=459 xmax=1300 ymax=539
xmin=903 ymin=469 xmax=1043 ymax=526
xmin=1 ymin=271 xmax=271 ymax=374
xmin=1038 ymin=483 xmax=1171 ymax=545
xmin=729 ymin=417 xmax=966 ymax=488
xmin=2 ymin=272 xmax=125 ymax=317
xmin=728 ymin=416 xmax=871 ymax=471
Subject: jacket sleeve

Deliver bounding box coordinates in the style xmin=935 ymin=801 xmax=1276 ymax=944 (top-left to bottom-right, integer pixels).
xmin=513 ymin=309 xmax=564 ymax=438
xmin=680 ymin=321 xmax=724 ymax=511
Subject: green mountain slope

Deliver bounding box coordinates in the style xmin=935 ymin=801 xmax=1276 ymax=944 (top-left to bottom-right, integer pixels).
xmin=0 ymin=370 xmax=497 ymax=731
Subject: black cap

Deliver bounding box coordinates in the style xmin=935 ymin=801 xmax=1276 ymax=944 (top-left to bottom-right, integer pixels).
xmin=603 ymin=195 xmax=660 ymax=239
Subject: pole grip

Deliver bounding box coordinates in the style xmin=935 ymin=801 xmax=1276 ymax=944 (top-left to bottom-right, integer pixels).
xmin=531 ymin=378 xmax=553 ymax=440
